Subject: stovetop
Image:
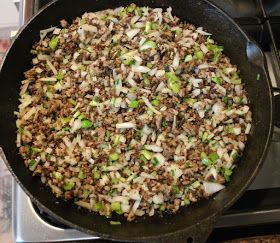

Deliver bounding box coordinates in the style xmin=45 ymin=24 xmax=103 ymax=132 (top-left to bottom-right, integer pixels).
xmin=12 ymin=0 xmax=280 ymax=242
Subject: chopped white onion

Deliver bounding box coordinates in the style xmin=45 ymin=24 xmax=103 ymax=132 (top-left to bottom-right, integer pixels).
xmin=189 ymin=77 xmax=202 ymax=88
xmin=126 ymin=29 xmax=140 ymax=40
xmin=152 ymin=193 xmax=163 ymax=204
xmin=200 ymin=43 xmax=208 ymax=53
xmin=203 ymin=181 xmax=225 ymax=195
xmin=143 ymin=124 xmax=153 ymax=135
xmin=71 ymin=119 xmax=82 ymax=133
xmin=132 ymin=200 xmax=141 ymax=213
xmin=145 ymin=144 xmax=163 ymax=152
xmin=245 ymin=123 xmax=251 ymax=134
xmin=46 ymin=60 xmax=58 ymax=75
xmin=197 ymin=63 xmax=209 ymax=69
xmin=129 ymin=189 xmax=141 ymax=201
xmin=155 ymin=82 xmax=165 ymax=93
xmin=116 ymin=122 xmax=136 ymax=129
xmin=131 ymin=65 xmax=151 ymax=73
xmin=166 ymin=7 xmax=174 ymax=22
xmin=196 ymin=28 xmax=212 ymax=35
xmin=172 ymin=52 xmax=180 ymax=69
xmin=82 ymin=24 xmax=97 ymax=32
xmin=204 ymin=167 xmax=218 ymax=181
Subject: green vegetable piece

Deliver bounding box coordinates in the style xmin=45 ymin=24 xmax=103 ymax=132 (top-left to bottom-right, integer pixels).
xmin=231 ymin=151 xmax=239 ymax=160
xmin=192 ymin=181 xmax=200 ymax=189
xmin=144 ymin=78 xmax=150 ymax=87
xmin=112 ymin=178 xmax=119 ymax=184
xmin=185 ymin=98 xmax=197 ymax=105
xmin=54 ymin=171 xmax=63 ymax=181
xmin=201 ymin=152 xmax=211 ymax=166
xmin=145 ymin=21 xmax=152 ymax=34
xmin=165 ymin=72 xmax=181 ymax=94
xmin=31 ymin=147 xmax=41 ymax=153
xmin=151 ymin=99 xmax=160 ymax=106
xmin=224 ymin=168 xmax=233 ymax=182
xmin=83 ymin=189 xmax=90 ymax=197
xmin=110 ymin=221 xmax=121 ymax=225
xmin=81 ymin=120 xmax=93 ymax=129
xmin=209 ymin=153 xmax=219 ymax=163
xmin=207 ymin=37 xmax=214 ymax=44
xmin=212 ymin=76 xmax=222 ymax=85
xmin=135 ymin=130 xmax=143 ymax=140
xmin=49 ymin=36 xmax=59 ymax=51
xmin=57 ymin=70 xmax=64 ymax=81
xmin=78 ymin=171 xmax=86 ymax=179
xmin=184 ymin=198 xmax=191 ymax=205
xmin=151 ymin=22 xmax=158 ymax=30
xmin=151 ymin=171 xmax=157 ymax=177
xmin=18 ymin=127 xmax=24 ymax=134
xmin=152 ymin=157 xmax=160 ymax=165
xmin=109 ymin=152 xmax=120 ymax=161
xmin=162 ymin=24 xmax=170 ymax=31
xmin=129 ymin=100 xmax=139 ymax=109
xmin=77 ymin=114 xmax=85 ymax=120
xmin=134 ymin=7 xmax=143 ymax=16
xmin=28 ymin=159 xmax=36 ymax=167
xmin=161 ymin=119 xmax=168 ymax=127
xmin=202 ymin=132 xmax=208 ymax=142
xmin=116 ymin=209 xmax=124 ymax=215
xmin=105 ymin=131 xmax=111 ymax=142
xmin=195 ymin=51 xmax=204 ymax=60
xmin=146 ymin=108 xmax=154 ymax=116
xmin=93 ymin=202 xmax=103 ymax=211
xmin=126 ymin=5 xmax=134 ymax=12
xmin=184 ymin=54 xmax=193 ymax=62
xmin=140 ymin=154 xmax=148 ymax=163
xmin=63 ymin=181 xmax=75 ymax=190
xmin=73 ymin=111 xmax=81 ymax=119
xmin=256 ymin=73 xmax=260 ymax=80
xmin=123 ymin=59 xmax=135 ymax=66
xmin=140 ymin=150 xmax=152 ymax=160
xmin=225 ymin=125 xmax=234 ymax=134
xmin=159 ymin=205 xmax=166 ymax=211
xmin=146 ymin=62 xmax=153 ymax=68
xmin=166 ymin=71 xmax=179 ymax=82
xmin=111 ymin=201 xmax=121 ymax=211
xmin=207 ymin=44 xmax=223 ymax=62
xmin=175 ymin=28 xmax=183 ymax=35
xmin=172 ymin=185 xmax=180 ymax=194
xmin=113 ymin=135 xmax=121 ymax=147
xmin=223 ymin=96 xmax=229 ymax=105
xmin=93 ymin=171 xmax=101 ymax=180
xmin=67 ymin=98 xmax=77 ymax=106
xmin=90 ymin=97 xmax=99 ymax=107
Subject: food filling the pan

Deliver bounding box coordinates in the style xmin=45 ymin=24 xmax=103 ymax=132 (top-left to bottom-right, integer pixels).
xmin=16 ymin=4 xmax=252 ymax=221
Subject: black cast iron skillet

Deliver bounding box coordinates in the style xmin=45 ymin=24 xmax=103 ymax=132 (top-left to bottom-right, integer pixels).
xmin=0 ymin=0 xmax=274 ymax=242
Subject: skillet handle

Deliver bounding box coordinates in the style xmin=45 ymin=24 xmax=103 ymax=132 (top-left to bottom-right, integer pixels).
xmin=151 ymin=215 xmax=217 ymax=243
xmin=273 ymin=88 xmax=280 ymax=128
xmin=20 ymin=0 xmax=34 ymax=26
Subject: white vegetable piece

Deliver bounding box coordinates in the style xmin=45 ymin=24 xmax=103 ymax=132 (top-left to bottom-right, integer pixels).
xmin=203 ymin=181 xmax=225 ymax=195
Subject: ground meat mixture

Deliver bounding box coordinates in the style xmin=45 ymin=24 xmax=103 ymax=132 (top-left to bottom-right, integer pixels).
xmin=15 ymin=5 xmax=252 ymax=222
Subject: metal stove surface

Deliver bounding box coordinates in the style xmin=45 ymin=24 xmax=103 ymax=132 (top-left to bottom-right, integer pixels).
xmin=12 ymin=0 xmax=280 ymax=242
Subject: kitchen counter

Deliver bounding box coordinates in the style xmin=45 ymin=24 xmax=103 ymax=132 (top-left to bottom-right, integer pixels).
xmin=0 ymin=149 xmax=12 ymax=243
